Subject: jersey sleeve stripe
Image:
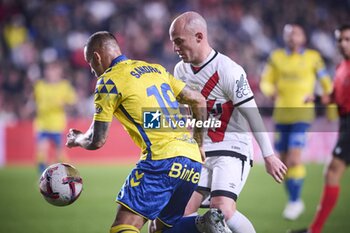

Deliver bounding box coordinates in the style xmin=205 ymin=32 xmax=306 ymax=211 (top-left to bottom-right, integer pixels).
xmin=316 ymin=68 xmax=329 ymax=79
xmin=119 ymin=105 xmax=152 ymax=159
xmin=234 ymin=96 xmax=254 ymax=107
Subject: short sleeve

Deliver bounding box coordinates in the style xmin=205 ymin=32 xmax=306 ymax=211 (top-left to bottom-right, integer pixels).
xmin=314 ymin=52 xmax=328 ymax=78
xmin=221 ymin=64 xmax=254 ymax=106
xmin=93 ymin=77 xmax=121 ymax=122
xmin=260 ymin=55 xmax=277 ymax=97
xmin=313 ymin=52 xmax=332 ymax=94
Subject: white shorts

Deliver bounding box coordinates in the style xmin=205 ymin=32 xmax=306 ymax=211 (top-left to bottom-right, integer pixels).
xmin=197 ymin=152 xmax=252 ymax=201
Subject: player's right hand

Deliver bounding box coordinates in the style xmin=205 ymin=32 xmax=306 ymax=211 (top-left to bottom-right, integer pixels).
xmin=264 ymin=155 xmax=287 ymax=183
xmin=66 ymin=128 xmax=82 ymax=148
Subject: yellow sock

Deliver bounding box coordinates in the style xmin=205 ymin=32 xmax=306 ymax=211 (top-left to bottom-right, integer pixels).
xmin=286 ymin=164 xmax=306 ymax=179
xmin=110 ymin=224 xmax=140 ymax=233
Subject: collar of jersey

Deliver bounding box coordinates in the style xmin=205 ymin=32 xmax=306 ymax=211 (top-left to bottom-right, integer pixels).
xmin=190 ymin=49 xmax=218 ymax=74
xmin=285 ymin=47 xmax=305 ymax=55
xmin=109 ymin=54 xmax=128 ymax=67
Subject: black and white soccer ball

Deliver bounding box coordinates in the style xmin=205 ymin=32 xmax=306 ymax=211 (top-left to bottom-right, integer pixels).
xmin=39 ymin=163 xmax=83 ymax=206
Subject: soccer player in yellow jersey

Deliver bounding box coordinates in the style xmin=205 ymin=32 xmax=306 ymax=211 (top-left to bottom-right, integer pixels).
xmin=260 ymin=24 xmax=333 ymax=220
xmin=66 ymin=31 xmax=231 ymax=233
xmin=34 ymin=61 xmax=76 ymax=173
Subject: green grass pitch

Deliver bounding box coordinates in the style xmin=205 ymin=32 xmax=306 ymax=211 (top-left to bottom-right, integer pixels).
xmin=0 ymin=163 xmax=349 ymax=233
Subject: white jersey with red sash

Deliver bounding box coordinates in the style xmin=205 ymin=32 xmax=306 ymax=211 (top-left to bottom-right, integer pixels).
xmin=174 ymin=50 xmax=254 ymax=161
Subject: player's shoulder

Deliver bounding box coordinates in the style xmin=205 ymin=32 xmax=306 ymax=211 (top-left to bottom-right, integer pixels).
xmin=174 ymin=60 xmax=186 ymax=73
xmin=34 ymin=79 xmax=44 ymax=87
xmin=269 ymin=48 xmax=286 ymax=59
xmin=303 ymin=48 xmax=322 ymax=58
xmin=59 ymin=79 xmax=72 ymax=87
xmin=34 ymin=79 xmax=44 ymax=93
xmin=216 ymin=52 xmax=246 ymax=76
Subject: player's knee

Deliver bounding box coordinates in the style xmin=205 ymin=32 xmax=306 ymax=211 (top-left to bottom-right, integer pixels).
xmin=286 ymin=157 xmax=301 ymax=168
xmin=210 ymin=197 xmax=236 ymax=220
xmin=184 ymin=191 xmax=204 ymax=216
xmin=324 ymin=163 xmax=342 ymax=185
xmin=110 ymin=224 xmax=140 ymax=233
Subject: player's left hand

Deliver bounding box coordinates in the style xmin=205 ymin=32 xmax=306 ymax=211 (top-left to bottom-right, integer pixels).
xmin=66 ymin=128 xmax=83 ymax=148
xmin=264 ymin=155 xmax=287 ymax=183
xmin=304 ymin=94 xmax=315 ymax=103
xmin=321 ymin=93 xmax=331 ymax=105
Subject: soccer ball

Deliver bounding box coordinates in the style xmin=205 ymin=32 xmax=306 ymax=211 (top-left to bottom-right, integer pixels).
xmin=39 ymin=163 xmax=83 ymax=206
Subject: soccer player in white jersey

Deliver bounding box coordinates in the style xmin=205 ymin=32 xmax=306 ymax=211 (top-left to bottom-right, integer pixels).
xmin=168 ymin=11 xmax=288 ymax=233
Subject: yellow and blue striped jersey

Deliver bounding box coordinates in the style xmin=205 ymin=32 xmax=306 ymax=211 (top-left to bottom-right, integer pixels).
xmin=34 ymin=79 xmax=76 ymax=132
xmin=260 ymin=48 xmax=332 ymax=123
xmin=93 ymin=55 xmax=201 ymax=162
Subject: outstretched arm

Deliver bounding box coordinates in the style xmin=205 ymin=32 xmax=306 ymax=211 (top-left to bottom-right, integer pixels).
xmin=176 ymin=85 xmax=207 ymax=160
xmin=238 ymin=98 xmax=287 ymax=183
xmin=66 ymin=120 xmax=111 ymax=150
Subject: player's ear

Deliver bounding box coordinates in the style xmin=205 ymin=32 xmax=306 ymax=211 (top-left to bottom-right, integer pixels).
xmin=93 ymin=51 xmax=102 ymax=64
xmin=195 ymin=32 xmax=203 ymax=43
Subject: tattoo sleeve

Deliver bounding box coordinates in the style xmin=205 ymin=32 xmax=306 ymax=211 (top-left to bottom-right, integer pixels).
xmin=176 ymin=85 xmax=207 ymax=147
xmin=76 ymin=120 xmax=111 ymax=150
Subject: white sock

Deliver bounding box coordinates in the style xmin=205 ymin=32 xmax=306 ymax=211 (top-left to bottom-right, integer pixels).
xmin=186 ymin=211 xmax=199 ymax=217
xmin=226 ymin=210 xmax=256 ymax=233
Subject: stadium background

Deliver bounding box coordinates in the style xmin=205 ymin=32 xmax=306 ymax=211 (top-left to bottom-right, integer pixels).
xmin=1 ymin=0 xmax=350 ymax=233
xmin=0 ymin=0 xmax=349 ymax=166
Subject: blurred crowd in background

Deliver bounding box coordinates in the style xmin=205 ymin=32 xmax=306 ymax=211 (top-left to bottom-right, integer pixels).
xmin=0 ymin=0 xmax=349 ymax=124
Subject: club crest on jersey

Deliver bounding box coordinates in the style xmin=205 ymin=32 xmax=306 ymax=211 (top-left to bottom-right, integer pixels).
xmin=95 ymin=104 xmax=103 ymax=114
xmin=235 ymin=74 xmax=251 ymax=98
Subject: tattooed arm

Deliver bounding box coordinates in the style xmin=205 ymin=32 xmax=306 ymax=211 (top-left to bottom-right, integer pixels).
xmin=66 ymin=120 xmax=111 ymax=150
xmin=176 ymin=85 xmax=207 ymax=148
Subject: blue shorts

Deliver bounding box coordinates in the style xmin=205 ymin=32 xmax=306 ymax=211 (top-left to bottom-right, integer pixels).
xmin=275 ymin=123 xmax=310 ymax=153
xmin=37 ymin=132 xmax=62 ymax=147
xmin=117 ymin=156 xmax=202 ymax=227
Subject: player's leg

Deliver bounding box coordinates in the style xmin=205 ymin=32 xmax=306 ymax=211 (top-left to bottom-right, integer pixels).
xmin=210 ymin=156 xmax=255 ymax=233
xmin=150 ymin=208 xmax=228 ymax=233
xmin=148 ymin=159 xmax=202 ymax=233
xmin=283 ymin=147 xmax=305 ymax=220
xmin=112 ymin=161 xmax=167 ymax=233
xmin=51 ymin=132 xmax=67 ymax=163
xmin=36 ymin=132 xmax=50 ymax=174
xmin=287 ymin=157 xmax=347 ymax=233
xmin=287 ymin=121 xmax=350 ymax=233
xmin=282 ymin=123 xmax=309 ymax=220
xmin=150 ymin=157 xmax=230 ymax=233
xmin=184 ymin=164 xmax=212 ymax=216
xmin=110 ymin=204 xmax=146 ymax=233
xmin=308 ymin=155 xmax=347 ymax=233
xmin=184 ymin=191 xmax=205 ymax=216
xmin=210 ymin=196 xmax=255 ymax=233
